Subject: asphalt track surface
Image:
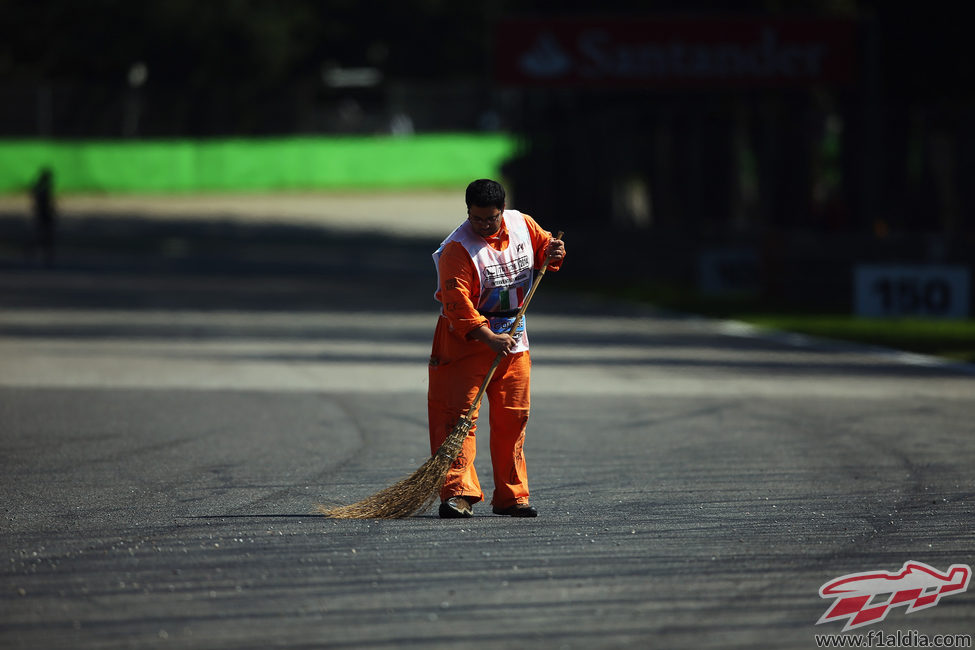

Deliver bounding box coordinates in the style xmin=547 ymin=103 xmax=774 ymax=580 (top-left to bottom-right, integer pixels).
xmin=1 ymin=199 xmax=974 ymax=649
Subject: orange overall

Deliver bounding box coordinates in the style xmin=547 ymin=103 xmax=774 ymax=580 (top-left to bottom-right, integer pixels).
xmin=428 ymin=212 xmax=561 ymax=509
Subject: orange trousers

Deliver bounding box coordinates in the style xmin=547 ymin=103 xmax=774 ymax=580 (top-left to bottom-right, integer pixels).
xmin=428 ymin=319 xmax=531 ymax=509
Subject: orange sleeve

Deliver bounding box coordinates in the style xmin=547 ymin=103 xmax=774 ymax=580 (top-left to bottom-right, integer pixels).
xmin=436 ymin=241 xmax=490 ymax=338
xmin=522 ymin=213 xmax=564 ymax=272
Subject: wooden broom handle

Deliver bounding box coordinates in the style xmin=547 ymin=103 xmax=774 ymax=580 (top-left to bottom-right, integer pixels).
xmin=466 ymin=231 xmax=564 ymax=414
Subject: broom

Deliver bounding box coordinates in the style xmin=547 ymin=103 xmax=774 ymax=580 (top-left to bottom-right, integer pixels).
xmin=317 ymin=231 xmax=563 ymax=519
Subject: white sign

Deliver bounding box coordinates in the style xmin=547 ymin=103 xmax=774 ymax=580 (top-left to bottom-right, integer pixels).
xmin=854 ymin=265 xmax=970 ymax=318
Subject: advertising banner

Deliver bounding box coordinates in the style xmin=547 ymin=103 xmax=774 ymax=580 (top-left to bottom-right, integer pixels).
xmin=495 ymin=16 xmax=857 ymax=88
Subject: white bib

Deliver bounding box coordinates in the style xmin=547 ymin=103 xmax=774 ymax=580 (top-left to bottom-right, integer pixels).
xmin=433 ymin=210 xmax=535 ymax=353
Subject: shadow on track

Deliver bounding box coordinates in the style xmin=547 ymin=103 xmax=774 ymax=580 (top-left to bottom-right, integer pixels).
xmin=0 ymin=213 xmax=441 ymax=312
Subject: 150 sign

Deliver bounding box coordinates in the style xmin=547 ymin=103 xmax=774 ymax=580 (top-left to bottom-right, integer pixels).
xmin=854 ymin=265 xmax=970 ymax=318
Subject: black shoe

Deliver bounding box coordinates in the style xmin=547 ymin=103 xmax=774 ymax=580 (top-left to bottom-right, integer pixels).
xmin=492 ymin=503 xmax=538 ymax=517
xmin=439 ymin=496 xmax=473 ymax=518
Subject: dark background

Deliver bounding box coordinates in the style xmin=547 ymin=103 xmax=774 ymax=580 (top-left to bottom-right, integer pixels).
xmin=1 ymin=0 xmax=972 ymax=311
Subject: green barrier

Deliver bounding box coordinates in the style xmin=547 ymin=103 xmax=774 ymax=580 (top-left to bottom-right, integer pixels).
xmin=0 ymin=134 xmax=519 ymax=194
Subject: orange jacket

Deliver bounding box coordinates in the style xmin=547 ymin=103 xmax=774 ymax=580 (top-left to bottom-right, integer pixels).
xmin=435 ymin=212 xmax=562 ymax=339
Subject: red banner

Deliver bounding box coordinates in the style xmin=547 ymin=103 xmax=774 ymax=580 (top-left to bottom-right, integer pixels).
xmin=494 ymin=16 xmax=857 ymax=88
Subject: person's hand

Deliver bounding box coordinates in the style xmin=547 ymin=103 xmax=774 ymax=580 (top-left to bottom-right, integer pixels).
xmin=488 ymin=332 xmax=517 ymax=355
xmin=470 ymin=325 xmax=517 ymax=355
xmin=546 ymin=237 xmax=565 ymax=261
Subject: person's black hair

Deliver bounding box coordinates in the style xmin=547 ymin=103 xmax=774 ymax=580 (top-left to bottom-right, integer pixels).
xmin=465 ymin=179 xmax=505 ymax=210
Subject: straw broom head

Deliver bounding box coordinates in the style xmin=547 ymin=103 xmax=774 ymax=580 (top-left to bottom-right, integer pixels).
xmin=316 ymin=415 xmax=471 ymax=519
